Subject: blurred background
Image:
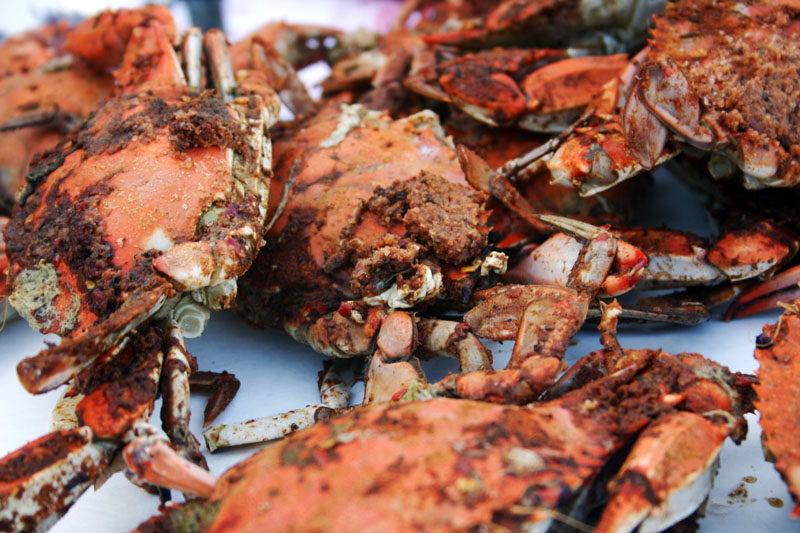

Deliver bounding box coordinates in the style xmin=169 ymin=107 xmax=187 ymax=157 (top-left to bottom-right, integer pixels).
xmin=1 ymin=0 xmax=403 ymax=41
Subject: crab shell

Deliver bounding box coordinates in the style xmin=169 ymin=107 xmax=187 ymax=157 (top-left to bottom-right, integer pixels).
xmin=236 ymin=102 xmax=494 ymax=336
xmin=0 ymin=64 xmax=113 ymax=211
xmin=0 ymin=20 xmax=72 ymax=78
xmin=754 ymin=303 xmax=800 ymax=516
xmin=0 ymin=7 xmax=178 ymax=211
xmin=407 ymin=47 xmax=629 ymax=133
xmin=188 ymin=348 xmax=749 ymax=532
xmin=623 ymin=0 xmax=800 ymax=189
xmin=5 ymin=24 xmax=276 ymax=393
xmin=422 ymin=0 xmax=666 ymax=51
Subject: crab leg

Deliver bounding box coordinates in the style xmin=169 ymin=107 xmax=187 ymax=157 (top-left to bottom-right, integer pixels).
xmin=422 ymin=230 xmax=620 ymax=405
xmin=204 ymin=309 xmax=497 ymax=450
xmin=595 ymin=412 xmax=729 ymax=533
xmin=203 ymin=358 xmax=360 ymax=452
xmin=0 ymin=428 xmax=116 ymax=531
xmin=189 ymin=371 xmax=241 ymax=427
xmin=160 ymin=320 xmax=207 ymax=469
xmin=180 ymin=27 xmax=203 ymax=92
xmin=726 ymin=265 xmax=800 ymax=319
xmin=124 ymin=434 xmax=216 ymax=500
xmin=417 ymin=318 xmax=492 ymax=372
xmin=0 ymin=329 xmax=173 ymax=528
xmin=248 ymin=38 xmax=316 ymax=118
xmin=16 ymin=285 xmax=170 ymax=394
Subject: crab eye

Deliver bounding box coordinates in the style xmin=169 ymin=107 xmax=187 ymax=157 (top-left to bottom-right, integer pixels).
xmin=755 ymin=333 xmax=773 ymax=349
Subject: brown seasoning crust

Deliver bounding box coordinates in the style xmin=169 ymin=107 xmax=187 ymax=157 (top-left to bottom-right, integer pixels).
xmin=5 ymin=178 xmax=164 ymax=323
xmin=75 ymin=90 xmax=250 ymax=158
xmin=5 ymin=89 xmax=253 ymax=324
xmin=363 ymin=171 xmax=489 ymax=265
xmin=73 ymin=329 xmax=163 ymax=439
xmin=0 ymin=430 xmax=87 ymax=483
xmin=205 ymin=349 xmax=748 ymax=532
xmin=239 ymin=172 xmax=489 ymax=327
xmin=654 ymin=0 xmax=800 ymax=152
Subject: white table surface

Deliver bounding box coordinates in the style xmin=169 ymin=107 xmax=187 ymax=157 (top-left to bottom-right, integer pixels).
xmin=0 ymin=1 xmax=797 ymax=531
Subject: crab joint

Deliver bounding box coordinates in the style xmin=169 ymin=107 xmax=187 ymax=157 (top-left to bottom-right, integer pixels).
xmin=124 ymin=434 xmax=216 ymax=499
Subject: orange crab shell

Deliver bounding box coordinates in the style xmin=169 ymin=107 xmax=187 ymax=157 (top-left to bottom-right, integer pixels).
xmin=199 ymin=347 xmax=749 ymax=532
xmin=64 ymin=5 xmax=176 ymax=70
xmin=755 ymin=307 xmax=800 ymax=516
xmin=206 ymin=398 xmax=613 ymax=532
xmin=0 ymin=20 xmax=117 ymax=209
xmin=238 ymin=101 xmax=488 ymax=329
xmin=6 ymin=23 xmax=265 ymax=342
xmin=0 ymin=20 xmax=71 ymax=78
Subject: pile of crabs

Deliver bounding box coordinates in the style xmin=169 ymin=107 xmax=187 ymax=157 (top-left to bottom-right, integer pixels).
xmin=0 ymin=0 xmax=798 ymax=530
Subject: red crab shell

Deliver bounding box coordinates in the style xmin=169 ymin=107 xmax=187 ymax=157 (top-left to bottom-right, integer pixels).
xmin=0 ymin=6 xmax=175 ymax=211
xmin=7 ymin=33 xmax=237 ymax=337
xmin=237 ymin=101 xmax=492 ymax=329
xmin=194 ymin=348 xmax=750 ymax=532
xmin=6 ymin=23 xmax=276 ymax=394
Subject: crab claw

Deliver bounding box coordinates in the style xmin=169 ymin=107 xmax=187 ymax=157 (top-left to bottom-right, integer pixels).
xmin=189 ymin=371 xmax=241 ymax=427
xmin=504 ymin=229 xmax=646 ymax=298
xmin=0 ymin=428 xmax=115 ymax=530
xmin=708 ymin=222 xmax=798 ymax=282
xmin=725 ymin=265 xmax=800 ymax=319
xmin=595 ymin=411 xmax=730 ymax=533
xmin=622 ymin=72 xmax=669 ymax=170
xmin=124 ymin=435 xmax=217 ymax=500
xmin=632 ymin=59 xmax=714 ymax=151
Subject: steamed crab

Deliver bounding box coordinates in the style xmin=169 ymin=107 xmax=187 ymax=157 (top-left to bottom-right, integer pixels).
xmin=0 ymin=16 xmax=279 ymax=529
xmin=404 ymin=46 xmax=629 ymax=132
xmin=199 ymin=99 xmax=658 ymax=451
xmin=505 ymin=0 xmax=800 ymax=194
xmin=207 ymin=101 xmax=503 ymax=450
xmin=317 ymin=0 xmax=662 ymax=121
xmin=0 ymin=6 xmax=176 ymax=213
xmin=415 ymin=0 xmax=667 ymax=53
xmin=128 ymin=306 xmax=755 ymax=532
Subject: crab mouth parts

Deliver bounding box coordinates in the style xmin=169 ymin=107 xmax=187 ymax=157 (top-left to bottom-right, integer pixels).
xmin=362 ymin=265 xmax=444 ymax=309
